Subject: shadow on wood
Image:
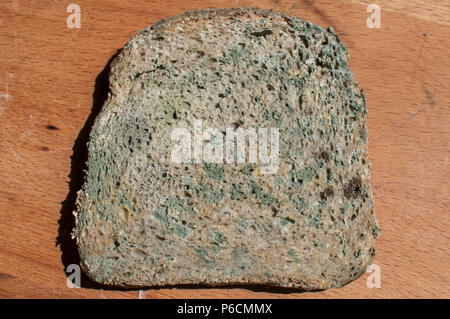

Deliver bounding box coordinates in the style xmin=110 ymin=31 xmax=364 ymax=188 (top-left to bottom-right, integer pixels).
xmin=55 ymin=49 xmax=122 ymax=290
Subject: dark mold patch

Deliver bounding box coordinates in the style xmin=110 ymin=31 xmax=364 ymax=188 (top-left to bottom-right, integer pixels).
xmin=344 ymin=177 xmax=362 ymax=199
xmin=250 ymin=29 xmax=273 ymax=37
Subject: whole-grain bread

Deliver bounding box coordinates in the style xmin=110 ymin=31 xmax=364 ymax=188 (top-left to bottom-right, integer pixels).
xmin=74 ymin=7 xmax=380 ymax=290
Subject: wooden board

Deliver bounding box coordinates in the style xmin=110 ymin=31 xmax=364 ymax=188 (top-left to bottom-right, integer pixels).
xmin=0 ymin=0 xmax=448 ymax=299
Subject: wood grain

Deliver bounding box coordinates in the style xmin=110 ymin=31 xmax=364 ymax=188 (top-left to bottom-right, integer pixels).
xmin=0 ymin=0 xmax=448 ymax=298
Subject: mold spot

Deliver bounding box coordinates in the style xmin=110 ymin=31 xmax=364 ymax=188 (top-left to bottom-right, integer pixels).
xmin=344 ymin=177 xmax=362 ymax=199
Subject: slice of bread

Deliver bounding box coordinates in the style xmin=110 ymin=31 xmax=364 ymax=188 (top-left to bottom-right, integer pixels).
xmin=74 ymin=7 xmax=380 ymax=290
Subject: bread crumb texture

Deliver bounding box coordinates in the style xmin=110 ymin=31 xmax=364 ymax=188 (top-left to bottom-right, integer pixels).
xmin=74 ymin=7 xmax=380 ymax=290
